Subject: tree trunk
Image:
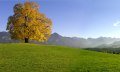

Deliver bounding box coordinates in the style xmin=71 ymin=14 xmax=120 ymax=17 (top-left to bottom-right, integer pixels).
xmin=25 ymin=38 xmax=29 ymax=43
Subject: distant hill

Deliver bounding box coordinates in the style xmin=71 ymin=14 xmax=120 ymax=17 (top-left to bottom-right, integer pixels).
xmin=48 ymin=33 xmax=120 ymax=48
xmin=0 ymin=32 xmax=19 ymax=43
xmin=1 ymin=32 xmax=120 ymax=48
xmin=96 ymin=41 xmax=120 ymax=48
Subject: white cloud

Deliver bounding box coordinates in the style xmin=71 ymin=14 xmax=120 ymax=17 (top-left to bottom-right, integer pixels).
xmin=113 ymin=21 xmax=120 ymax=27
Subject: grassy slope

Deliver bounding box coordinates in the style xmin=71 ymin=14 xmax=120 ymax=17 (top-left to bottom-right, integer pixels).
xmin=0 ymin=44 xmax=120 ymax=72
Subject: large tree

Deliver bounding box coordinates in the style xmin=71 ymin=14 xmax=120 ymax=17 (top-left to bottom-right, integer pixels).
xmin=6 ymin=1 xmax=52 ymax=43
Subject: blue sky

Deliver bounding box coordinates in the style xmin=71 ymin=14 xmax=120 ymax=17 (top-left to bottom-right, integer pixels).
xmin=1 ymin=0 xmax=120 ymax=38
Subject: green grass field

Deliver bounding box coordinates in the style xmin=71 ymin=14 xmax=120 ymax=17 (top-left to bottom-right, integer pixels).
xmin=0 ymin=44 xmax=120 ymax=72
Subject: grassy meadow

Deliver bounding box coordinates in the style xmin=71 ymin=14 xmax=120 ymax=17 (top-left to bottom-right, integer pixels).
xmin=0 ymin=44 xmax=120 ymax=72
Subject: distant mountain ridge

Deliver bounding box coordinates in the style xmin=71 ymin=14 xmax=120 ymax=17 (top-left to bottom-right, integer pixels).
xmin=48 ymin=33 xmax=120 ymax=48
xmin=0 ymin=32 xmax=120 ymax=48
xmin=96 ymin=41 xmax=120 ymax=48
xmin=0 ymin=32 xmax=19 ymax=43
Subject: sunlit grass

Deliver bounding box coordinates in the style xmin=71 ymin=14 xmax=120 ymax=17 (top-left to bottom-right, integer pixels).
xmin=0 ymin=43 xmax=120 ymax=72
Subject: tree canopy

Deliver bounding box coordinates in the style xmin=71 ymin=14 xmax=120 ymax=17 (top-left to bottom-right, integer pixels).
xmin=6 ymin=1 xmax=52 ymax=43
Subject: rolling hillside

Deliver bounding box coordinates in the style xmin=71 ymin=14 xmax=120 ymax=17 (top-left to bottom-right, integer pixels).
xmin=1 ymin=32 xmax=120 ymax=48
xmin=0 ymin=44 xmax=120 ymax=72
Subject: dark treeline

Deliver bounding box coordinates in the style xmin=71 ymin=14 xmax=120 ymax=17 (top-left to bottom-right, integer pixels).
xmin=85 ymin=48 xmax=120 ymax=54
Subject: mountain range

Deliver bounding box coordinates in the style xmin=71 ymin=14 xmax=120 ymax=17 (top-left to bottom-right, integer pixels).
xmin=0 ymin=32 xmax=120 ymax=48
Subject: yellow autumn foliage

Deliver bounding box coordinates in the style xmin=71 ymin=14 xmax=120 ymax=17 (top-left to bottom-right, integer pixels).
xmin=7 ymin=1 xmax=52 ymax=43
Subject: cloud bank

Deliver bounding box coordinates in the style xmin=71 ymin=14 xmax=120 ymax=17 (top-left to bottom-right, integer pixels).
xmin=113 ymin=21 xmax=120 ymax=27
